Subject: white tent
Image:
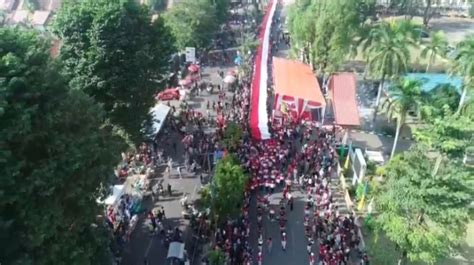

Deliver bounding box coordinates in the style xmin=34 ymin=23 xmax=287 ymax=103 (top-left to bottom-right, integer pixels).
xmin=167 ymin=241 xmax=185 ymax=260
xmin=98 ymin=185 xmax=124 ymax=205
xmin=150 ymin=103 xmax=171 ymax=135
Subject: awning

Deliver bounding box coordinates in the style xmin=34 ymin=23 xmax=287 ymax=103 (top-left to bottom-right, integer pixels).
xmin=149 ymin=103 xmax=171 ymax=135
xmin=273 ymin=57 xmax=326 ymax=106
xmin=330 ymin=73 xmax=360 ymax=126
xmin=97 ymin=185 xmax=124 ymax=205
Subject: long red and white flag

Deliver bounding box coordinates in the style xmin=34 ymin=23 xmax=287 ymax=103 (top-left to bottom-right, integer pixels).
xmin=249 ymin=0 xmax=277 ymax=140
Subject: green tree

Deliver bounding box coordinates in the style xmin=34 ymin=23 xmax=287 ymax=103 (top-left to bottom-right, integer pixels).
xmin=208 ymin=155 xmax=248 ymax=223
xmin=288 ymin=0 xmax=364 ymax=77
xmin=375 ymin=147 xmax=473 ymax=264
xmin=414 ymin=111 xmax=474 ymax=159
xmin=419 ymin=84 xmax=460 ymax=120
xmin=361 ymin=20 xmax=419 ymax=121
xmin=237 ymin=31 xmax=259 ymax=78
xmin=53 ymin=0 xmax=175 ymax=144
xmin=450 ymin=34 xmax=474 ymax=113
xmin=209 ymin=0 xmax=230 ymax=24
xmin=0 ymin=28 xmax=125 ymax=265
xmin=208 ymin=248 xmax=226 ymax=265
xmin=222 ymin=121 xmax=243 ymax=152
xmin=382 ymin=78 xmax=422 ymax=159
xmin=163 ymin=0 xmax=218 ymax=50
xmin=421 ymin=31 xmax=448 ymax=72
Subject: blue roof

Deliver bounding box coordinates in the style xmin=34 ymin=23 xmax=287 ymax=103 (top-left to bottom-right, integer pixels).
xmin=404 ymin=73 xmax=462 ymax=94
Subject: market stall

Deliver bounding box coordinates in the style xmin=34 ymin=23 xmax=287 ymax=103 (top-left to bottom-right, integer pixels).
xmin=149 ymin=103 xmax=171 ymax=136
xmin=102 ymin=174 xmax=149 ymax=243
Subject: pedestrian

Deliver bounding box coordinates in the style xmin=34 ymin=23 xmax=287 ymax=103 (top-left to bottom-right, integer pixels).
xmin=258 ymin=235 xmax=263 ymax=252
xmin=158 ymin=183 xmax=164 ymax=195
xmin=167 ymin=158 xmax=173 ymax=172
xmin=160 ymin=206 xmax=166 ymax=219
xmin=177 ymin=166 xmax=182 ymax=179
xmin=199 ymin=174 xmax=204 ymax=184
xmin=309 ymin=252 xmax=315 ymax=265
xmin=167 ymin=183 xmax=172 ymax=196
xmin=307 ymin=240 xmax=312 ymax=254
xmin=289 ymin=197 xmax=294 ymax=211
xmin=267 ymin=237 xmax=273 ymax=253
xmin=281 ymin=232 xmax=287 ymax=251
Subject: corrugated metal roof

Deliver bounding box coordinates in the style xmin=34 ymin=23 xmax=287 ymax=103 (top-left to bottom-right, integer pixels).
xmin=330 ymin=73 xmax=360 ymax=126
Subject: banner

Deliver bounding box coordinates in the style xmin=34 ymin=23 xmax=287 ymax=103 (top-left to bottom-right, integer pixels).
xmin=249 ymin=0 xmax=277 ymax=140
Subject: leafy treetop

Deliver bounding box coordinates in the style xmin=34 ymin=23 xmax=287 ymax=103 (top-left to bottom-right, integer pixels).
xmin=375 ymin=146 xmax=473 ymax=264
xmin=0 ymin=27 xmax=126 ymax=265
xmin=207 ymin=155 xmax=248 ymax=223
xmin=163 ymin=0 xmax=218 ymax=50
xmin=53 ymin=0 xmax=175 ymax=145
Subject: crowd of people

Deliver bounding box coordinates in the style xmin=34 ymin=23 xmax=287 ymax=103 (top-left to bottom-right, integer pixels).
xmin=109 ymin=1 xmax=371 ymax=264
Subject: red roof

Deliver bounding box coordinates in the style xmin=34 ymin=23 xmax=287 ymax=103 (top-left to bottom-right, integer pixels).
xmin=330 ymin=73 xmax=360 ymax=126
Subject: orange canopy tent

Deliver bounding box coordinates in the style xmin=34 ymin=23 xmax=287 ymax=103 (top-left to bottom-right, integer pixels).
xmin=272 ymin=57 xmax=326 ymax=122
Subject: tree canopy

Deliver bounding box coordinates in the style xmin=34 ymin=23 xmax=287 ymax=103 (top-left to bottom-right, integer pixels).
xmin=0 ymin=27 xmax=125 ymax=265
xmin=420 ymin=30 xmax=448 ymax=72
xmin=222 ymin=121 xmax=243 ymax=152
xmin=420 ymin=84 xmax=460 ymax=120
xmin=287 ymin=0 xmax=368 ymax=74
xmin=375 ymin=146 xmax=473 ymax=264
xmin=382 ymin=78 xmax=422 ymax=158
xmin=53 ymin=0 xmax=175 ymax=144
xmin=163 ymin=0 xmax=218 ymax=50
xmin=450 ymin=34 xmax=474 ymax=113
xmin=208 ymin=248 xmax=226 ymax=265
xmin=414 ymin=110 xmax=474 ymax=159
xmin=362 ymin=20 xmax=420 ymax=80
xmin=204 ymin=155 xmax=248 ymax=223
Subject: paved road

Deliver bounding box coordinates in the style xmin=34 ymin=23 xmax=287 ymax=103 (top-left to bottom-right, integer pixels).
xmin=121 ymin=57 xmax=237 ymax=265
xmin=249 ymin=188 xmax=310 ymax=265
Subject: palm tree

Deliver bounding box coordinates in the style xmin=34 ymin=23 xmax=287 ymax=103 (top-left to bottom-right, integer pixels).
xmin=383 ymin=78 xmax=422 ymax=159
xmin=421 ymin=31 xmax=448 ymax=72
xmin=450 ymin=34 xmax=474 ymax=113
xmin=362 ymin=20 xmax=419 ymax=123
